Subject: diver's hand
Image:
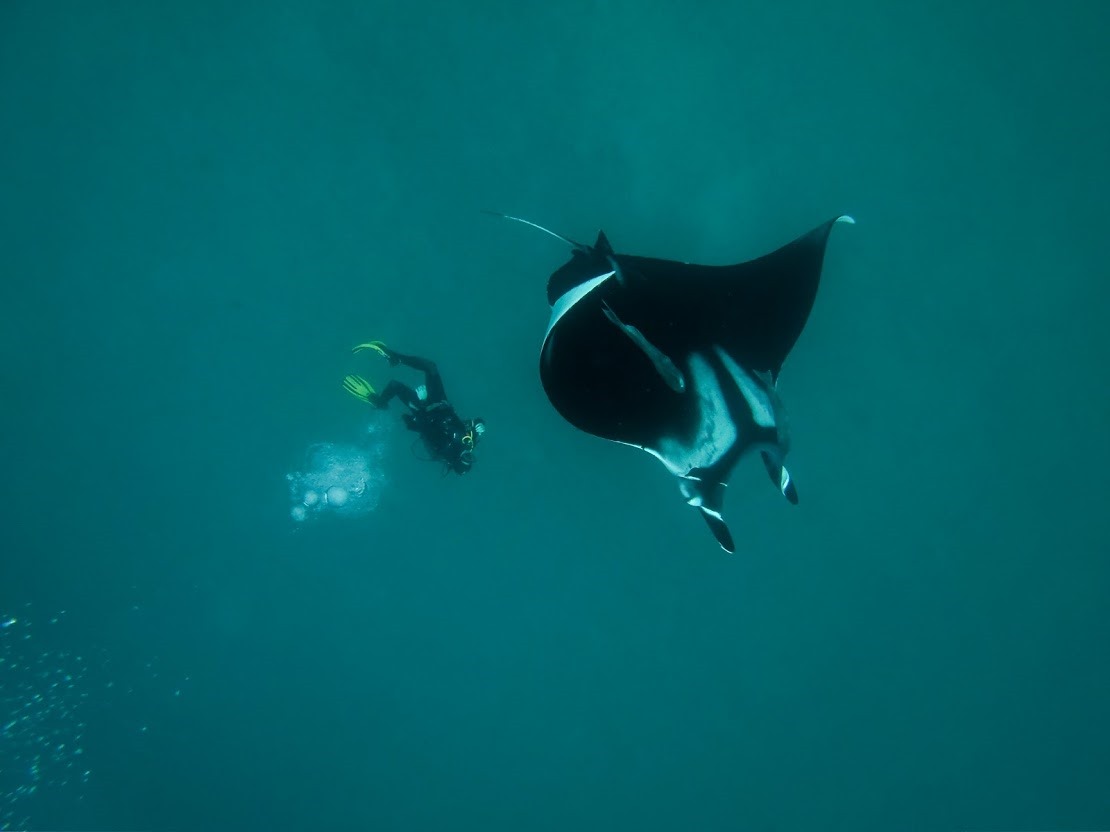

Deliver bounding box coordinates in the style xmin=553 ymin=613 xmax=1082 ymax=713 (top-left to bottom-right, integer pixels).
xmin=352 ymin=340 xmax=398 ymax=366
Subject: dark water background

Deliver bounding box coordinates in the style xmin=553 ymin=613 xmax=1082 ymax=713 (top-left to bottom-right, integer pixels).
xmin=2 ymin=2 xmax=1108 ymax=830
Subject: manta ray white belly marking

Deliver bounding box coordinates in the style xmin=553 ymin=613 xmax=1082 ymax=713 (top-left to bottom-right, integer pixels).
xmin=647 ymin=352 xmax=735 ymax=476
xmin=716 ymin=348 xmax=777 ymax=430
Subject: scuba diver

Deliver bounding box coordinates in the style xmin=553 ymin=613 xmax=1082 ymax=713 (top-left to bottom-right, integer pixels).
xmin=343 ymin=341 xmax=486 ymax=475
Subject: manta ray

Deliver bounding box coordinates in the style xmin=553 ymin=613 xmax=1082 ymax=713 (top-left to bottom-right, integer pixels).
xmin=493 ymin=212 xmax=853 ymax=553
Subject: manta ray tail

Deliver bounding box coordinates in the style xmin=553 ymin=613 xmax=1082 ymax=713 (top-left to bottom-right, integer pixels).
xmin=679 ymin=473 xmax=735 ymax=554
xmin=482 ymin=210 xmax=588 ymax=252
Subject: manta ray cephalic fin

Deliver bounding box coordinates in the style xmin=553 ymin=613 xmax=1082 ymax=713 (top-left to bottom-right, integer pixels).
xmin=601 ymin=301 xmax=686 ymax=393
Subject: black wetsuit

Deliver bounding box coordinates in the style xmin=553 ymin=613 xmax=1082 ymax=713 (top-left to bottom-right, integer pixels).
xmin=374 ymin=352 xmax=475 ymax=474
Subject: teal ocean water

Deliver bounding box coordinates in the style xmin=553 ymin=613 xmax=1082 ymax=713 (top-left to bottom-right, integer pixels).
xmin=2 ymin=2 xmax=1108 ymax=830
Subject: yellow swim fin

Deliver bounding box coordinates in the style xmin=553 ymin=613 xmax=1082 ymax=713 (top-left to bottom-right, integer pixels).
xmin=342 ymin=374 xmax=377 ymax=404
xmin=352 ymin=340 xmax=390 ymax=359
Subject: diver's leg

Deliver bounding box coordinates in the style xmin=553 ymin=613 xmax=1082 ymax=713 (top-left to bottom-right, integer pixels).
xmin=389 ymin=352 xmax=447 ymax=403
xmin=375 ymin=380 xmax=421 ymax=409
